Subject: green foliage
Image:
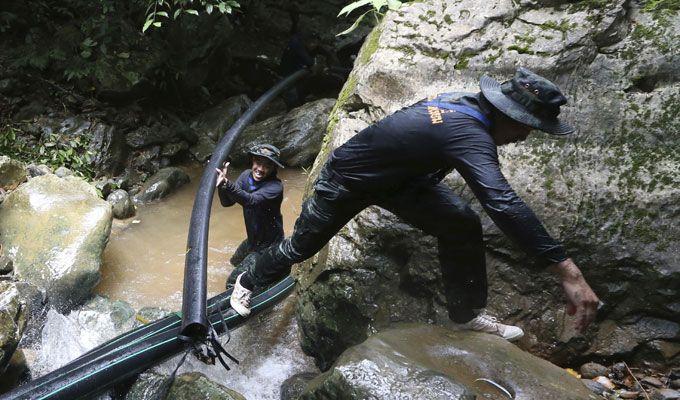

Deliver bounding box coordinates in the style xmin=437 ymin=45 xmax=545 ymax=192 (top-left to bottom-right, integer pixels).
xmin=0 ymin=123 xmax=97 ymax=180
xmin=0 ymin=11 xmax=18 ymax=33
xmin=336 ymin=0 xmax=408 ymax=36
xmin=142 ymin=0 xmax=240 ymax=33
xmin=643 ymin=0 xmax=680 ymax=12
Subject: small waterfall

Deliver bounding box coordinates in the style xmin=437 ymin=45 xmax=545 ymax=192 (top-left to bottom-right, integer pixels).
xmin=22 ymin=295 xmax=315 ymax=399
xmin=154 ymin=297 xmax=316 ymax=399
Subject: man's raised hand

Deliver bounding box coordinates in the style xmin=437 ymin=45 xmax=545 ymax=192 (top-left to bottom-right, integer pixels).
xmin=215 ymin=161 xmax=230 ymax=188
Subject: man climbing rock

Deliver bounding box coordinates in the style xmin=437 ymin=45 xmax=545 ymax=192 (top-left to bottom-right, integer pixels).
xmin=215 ymin=144 xmax=286 ymax=287
xmin=230 ymin=67 xmax=600 ymax=341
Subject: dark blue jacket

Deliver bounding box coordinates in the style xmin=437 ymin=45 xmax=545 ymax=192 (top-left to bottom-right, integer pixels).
xmin=218 ymin=170 xmax=284 ymax=252
xmin=328 ymin=92 xmax=567 ymax=266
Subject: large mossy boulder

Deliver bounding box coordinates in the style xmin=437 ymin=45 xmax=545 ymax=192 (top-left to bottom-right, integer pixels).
xmin=0 ymin=174 xmax=112 ymax=311
xmin=232 ymin=98 xmax=336 ymax=167
xmin=296 ymin=0 xmax=679 ymax=370
xmin=0 ymin=282 xmax=27 ymax=374
xmin=0 ymin=156 xmax=27 ymax=190
xmin=301 ymin=325 xmax=598 ymax=400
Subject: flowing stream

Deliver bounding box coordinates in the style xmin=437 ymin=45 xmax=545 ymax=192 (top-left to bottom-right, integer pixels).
xmin=25 ymin=164 xmax=317 ymax=399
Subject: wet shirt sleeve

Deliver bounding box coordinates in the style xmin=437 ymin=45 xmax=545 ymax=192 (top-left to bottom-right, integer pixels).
xmin=446 ymin=128 xmax=568 ymax=266
xmin=222 ymin=177 xmax=282 ymax=208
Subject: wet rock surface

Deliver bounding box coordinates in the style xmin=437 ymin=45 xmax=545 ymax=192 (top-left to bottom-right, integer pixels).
xmin=0 ymin=282 xmax=27 ymax=374
xmin=295 ymin=0 xmax=680 ymax=370
xmin=25 ymin=164 xmax=52 ymax=178
xmin=0 ymin=174 xmax=112 ymax=311
xmin=580 ymin=362 xmax=609 ymax=379
xmin=232 ymin=98 xmax=335 ymax=167
xmin=653 ymin=389 xmax=680 ymax=400
xmin=0 ymin=156 xmax=27 ymax=190
xmin=132 ymin=167 xmax=190 ymax=204
xmin=301 ymin=325 xmax=597 ymax=400
xmin=281 ymin=371 xmax=318 ymax=400
xmin=125 ymin=371 xmax=169 ymax=400
xmin=107 ymin=189 xmax=135 ymax=219
xmin=165 ymin=372 xmax=246 ymax=400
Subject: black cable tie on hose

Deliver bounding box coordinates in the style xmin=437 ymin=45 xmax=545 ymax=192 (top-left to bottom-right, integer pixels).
xmin=215 ymin=300 xmax=231 ymax=343
xmin=208 ymin=325 xmax=240 ymax=370
xmin=178 ymin=304 xmax=240 ymax=371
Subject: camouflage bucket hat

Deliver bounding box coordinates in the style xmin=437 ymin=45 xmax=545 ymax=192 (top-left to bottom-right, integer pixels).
xmin=480 ymin=67 xmax=575 ymax=135
xmin=248 ymin=144 xmax=285 ymax=168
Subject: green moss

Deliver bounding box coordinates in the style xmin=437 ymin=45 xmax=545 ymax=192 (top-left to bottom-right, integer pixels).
xmin=642 ymin=0 xmax=680 ymax=12
xmin=443 ymin=14 xmax=453 ymax=24
xmin=514 ymin=34 xmax=537 ymax=45
xmin=540 ymin=20 xmax=572 ymax=33
xmin=570 ymin=0 xmax=612 ymax=10
xmin=358 ymin=27 xmax=383 ymax=66
xmin=454 ymin=57 xmax=469 ymax=70
xmin=454 ymin=51 xmax=472 ymax=70
xmin=323 ymin=73 xmax=359 ymax=153
xmin=539 ymin=19 xmax=574 ymax=40
xmin=420 ymin=47 xmax=450 ymax=60
xmin=507 ymin=44 xmax=533 ymax=54
xmin=484 ymin=48 xmax=504 ymax=64
xmin=391 ymin=45 xmax=416 ymax=57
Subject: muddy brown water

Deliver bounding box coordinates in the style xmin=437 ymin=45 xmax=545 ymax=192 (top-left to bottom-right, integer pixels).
xmin=95 ymin=164 xmax=307 ymax=309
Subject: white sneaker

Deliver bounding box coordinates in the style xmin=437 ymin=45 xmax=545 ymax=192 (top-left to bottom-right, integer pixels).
xmin=456 ymin=312 xmax=524 ymax=341
xmin=230 ymin=272 xmax=252 ymax=317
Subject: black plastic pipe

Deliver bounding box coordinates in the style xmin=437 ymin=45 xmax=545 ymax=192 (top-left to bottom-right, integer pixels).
xmin=180 ymin=69 xmax=309 ymax=339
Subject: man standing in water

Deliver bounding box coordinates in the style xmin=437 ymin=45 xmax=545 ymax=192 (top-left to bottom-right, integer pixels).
xmin=230 ymin=67 xmax=600 ymax=340
xmin=215 ymin=144 xmax=286 ymax=287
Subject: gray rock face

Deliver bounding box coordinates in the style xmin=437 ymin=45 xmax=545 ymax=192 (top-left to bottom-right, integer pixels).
xmin=125 ymin=372 xmax=169 ymax=400
xmin=0 ymin=174 xmax=112 ymax=311
xmin=301 ymin=325 xmax=597 ymax=400
xmin=0 ymin=252 xmax=12 ymax=275
xmin=296 ymin=0 xmax=679 ymax=370
xmin=652 ymin=388 xmax=680 ymax=400
xmin=166 ymin=372 xmax=245 ymax=400
xmin=107 ymin=189 xmax=135 ymax=219
xmin=132 ymin=167 xmax=190 ymax=204
xmin=0 ymin=282 xmax=27 ymax=374
xmin=189 ymin=95 xmax=252 ymax=162
xmin=28 ymin=116 xmax=126 ymax=177
xmin=0 ymin=156 xmax=27 ymax=190
xmin=88 ymin=122 xmax=127 ymax=177
xmin=281 ymin=372 xmax=318 ymax=400
xmin=579 ymin=362 xmax=608 ymax=379
xmin=54 ymin=166 xmax=73 ymax=178
xmin=232 ymin=98 xmax=335 ymax=167
xmin=125 ymin=123 xmax=179 ymax=149
xmin=25 ymin=164 xmax=52 ymax=178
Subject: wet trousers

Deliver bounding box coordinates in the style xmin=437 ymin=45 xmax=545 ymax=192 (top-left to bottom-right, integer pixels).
xmin=245 ymin=167 xmax=488 ymax=323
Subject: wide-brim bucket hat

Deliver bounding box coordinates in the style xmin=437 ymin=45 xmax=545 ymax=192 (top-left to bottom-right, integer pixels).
xmin=480 ymin=67 xmax=575 ymax=135
xmin=248 ymin=144 xmax=285 ymax=168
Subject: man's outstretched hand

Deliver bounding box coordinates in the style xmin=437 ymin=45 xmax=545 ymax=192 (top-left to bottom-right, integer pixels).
xmin=550 ymin=258 xmax=600 ymax=333
xmin=215 ymin=162 xmax=230 ymax=188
